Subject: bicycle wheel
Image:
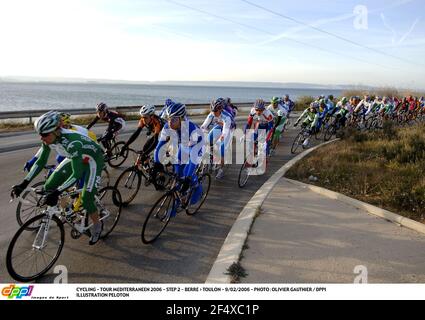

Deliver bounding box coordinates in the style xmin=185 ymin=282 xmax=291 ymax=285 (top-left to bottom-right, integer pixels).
xmin=324 ymin=125 xmax=336 ymax=141
xmin=96 ymin=186 xmax=122 ymax=239
xmin=238 ymin=160 xmax=250 ymax=188
xmin=6 ymin=214 xmax=65 ymax=282
xmin=108 ymin=141 xmax=129 ymax=168
xmin=291 ymin=132 xmax=304 ymax=154
xmin=114 ymin=167 xmax=142 ymax=206
xmin=186 ymin=173 xmax=211 ymax=216
xmin=101 ymin=167 xmax=110 ymax=188
xmin=141 ymin=192 xmax=174 ymax=244
xmin=315 ymin=125 xmax=324 ymax=141
xmin=16 ymin=181 xmax=45 ymax=230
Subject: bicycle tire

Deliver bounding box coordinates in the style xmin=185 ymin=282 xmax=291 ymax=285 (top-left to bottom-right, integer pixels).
xmin=108 ymin=141 xmax=129 ymax=168
xmin=141 ymin=192 xmax=174 ymax=244
xmin=6 ymin=214 xmax=65 ymax=282
xmin=186 ymin=173 xmax=211 ymax=216
xmin=291 ymin=132 xmax=304 ymax=154
xmin=238 ymin=161 xmax=250 ymax=188
xmin=16 ymin=181 xmax=45 ymax=229
xmin=97 ymin=186 xmax=122 ymax=239
xmin=114 ymin=167 xmax=142 ymax=206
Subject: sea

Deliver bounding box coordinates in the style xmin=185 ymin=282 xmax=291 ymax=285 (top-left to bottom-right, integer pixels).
xmin=0 ymin=82 xmax=343 ymax=112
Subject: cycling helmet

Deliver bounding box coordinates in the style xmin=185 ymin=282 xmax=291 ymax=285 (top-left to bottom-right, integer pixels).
xmin=284 ymin=94 xmax=290 ymax=100
xmin=254 ymin=99 xmax=266 ymax=111
xmin=96 ymin=102 xmax=108 ymax=112
xmin=60 ymin=113 xmax=72 ymax=126
xmin=167 ymin=102 xmax=186 ymax=118
xmin=35 ymin=111 xmax=60 ymax=135
xmin=225 ymin=97 xmax=232 ymax=104
xmin=310 ymin=102 xmax=318 ymax=110
xmin=165 ymin=98 xmax=175 ymax=108
xmin=210 ymin=98 xmax=226 ymax=112
xmin=328 ymin=95 xmax=334 ymax=101
xmin=140 ymin=104 xmax=155 ymax=116
xmin=341 ymin=97 xmax=348 ymax=104
xmin=271 ymin=97 xmax=279 ymax=105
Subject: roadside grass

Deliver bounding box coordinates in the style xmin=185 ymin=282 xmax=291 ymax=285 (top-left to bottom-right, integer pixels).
xmin=294 ymin=96 xmax=314 ymax=111
xmin=286 ymin=122 xmax=425 ymax=223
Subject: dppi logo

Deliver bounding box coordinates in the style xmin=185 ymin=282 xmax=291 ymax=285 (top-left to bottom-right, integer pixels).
xmin=2 ymin=285 xmax=34 ymax=299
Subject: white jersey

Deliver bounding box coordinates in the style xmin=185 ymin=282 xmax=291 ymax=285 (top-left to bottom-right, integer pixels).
xmin=201 ymin=110 xmax=234 ymax=138
xmin=267 ymin=104 xmax=288 ymax=118
xmin=248 ymin=108 xmax=274 ymax=126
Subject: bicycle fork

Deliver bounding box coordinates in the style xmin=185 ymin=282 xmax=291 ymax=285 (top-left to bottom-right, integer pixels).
xmin=33 ymin=211 xmax=55 ymax=250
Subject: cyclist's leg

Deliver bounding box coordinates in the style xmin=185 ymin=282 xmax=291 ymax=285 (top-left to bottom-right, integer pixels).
xmin=80 ymin=157 xmax=104 ymax=229
xmin=208 ymin=126 xmax=222 ymax=165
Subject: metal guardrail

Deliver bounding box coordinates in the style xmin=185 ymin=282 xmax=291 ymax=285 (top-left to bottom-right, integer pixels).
xmin=0 ymin=102 xmax=254 ymax=123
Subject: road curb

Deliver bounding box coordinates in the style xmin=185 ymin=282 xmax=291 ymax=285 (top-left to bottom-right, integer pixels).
xmin=205 ymin=139 xmax=339 ymax=284
xmin=285 ymin=178 xmax=425 ymax=236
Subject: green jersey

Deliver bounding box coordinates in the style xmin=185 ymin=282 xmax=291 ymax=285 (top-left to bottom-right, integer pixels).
xmin=25 ymin=128 xmax=104 ymax=192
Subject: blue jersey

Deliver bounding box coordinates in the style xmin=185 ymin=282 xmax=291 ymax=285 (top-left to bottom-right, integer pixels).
xmin=154 ymin=119 xmax=204 ymax=164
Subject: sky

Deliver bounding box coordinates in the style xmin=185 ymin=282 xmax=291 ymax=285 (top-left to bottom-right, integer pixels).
xmin=0 ymin=0 xmax=424 ymax=89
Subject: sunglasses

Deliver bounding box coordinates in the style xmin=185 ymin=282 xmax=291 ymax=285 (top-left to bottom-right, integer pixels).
xmin=40 ymin=132 xmax=52 ymax=138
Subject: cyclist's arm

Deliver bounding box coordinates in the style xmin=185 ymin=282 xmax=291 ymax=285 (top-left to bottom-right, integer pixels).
xmin=221 ymin=114 xmax=232 ymax=139
xmin=295 ymin=109 xmax=307 ymax=125
xmin=244 ymin=114 xmax=254 ymax=132
xmin=124 ymin=127 xmax=143 ymax=149
xmin=24 ymin=144 xmax=51 ymax=183
xmin=154 ymin=128 xmax=170 ymax=163
xmin=86 ymin=116 xmax=99 ymax=130
xmin=200 ymin=114 xmax=213 ymax=131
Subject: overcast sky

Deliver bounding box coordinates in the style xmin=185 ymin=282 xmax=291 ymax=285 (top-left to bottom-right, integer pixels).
xmin=0 ymin=0 xmax=424 ymax=89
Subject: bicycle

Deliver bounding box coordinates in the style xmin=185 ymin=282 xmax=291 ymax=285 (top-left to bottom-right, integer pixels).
xmin=6 ymin=186 xmax=122 ymax=282
xmin=324 ymin=115 xmax=344 ymax=141
xmin=141 ymin=168 xmax=211 ymax=244
xmin=238 ymin=138 xmax=268 ymax=188
xmin=114 ymin=151 xmax=174 ymax=206
xmin=16 ymin=165 xmax=110 ymax=229
xmin=291 ymin=126 xmax=313 ymax=154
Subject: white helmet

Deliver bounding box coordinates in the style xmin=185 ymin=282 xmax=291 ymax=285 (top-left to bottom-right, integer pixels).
xmin=140 ymin=104 xmax=155 ymax=116
xmin=35 ymin=111 xmax=60 ymax=135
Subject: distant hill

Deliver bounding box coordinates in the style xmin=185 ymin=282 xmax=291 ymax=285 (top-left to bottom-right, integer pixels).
xmin=0 ymin=76 xmax=374 ymax=90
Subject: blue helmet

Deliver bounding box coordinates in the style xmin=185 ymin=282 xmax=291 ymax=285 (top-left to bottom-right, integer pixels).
xmin=166 ymin=102 xmax=186 ymax=118
xmin=254 ymin=99 xmax=266 ymax=111
xmin=165 ymin=99 xmax=174 ymax=108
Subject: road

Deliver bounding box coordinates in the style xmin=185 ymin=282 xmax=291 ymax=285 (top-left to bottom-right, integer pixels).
xmin=0 ymin=115 xmax=305 ymax=283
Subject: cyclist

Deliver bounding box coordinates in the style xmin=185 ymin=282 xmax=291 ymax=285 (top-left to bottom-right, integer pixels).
xmin=294 ymin=102 xmax=320 ymax=147
xmin=87 ymin=102 xmax=126 ymax=156
xmin=201 ymin=98 xmax=235 ymax=179
xmin=153 ymin=101 xmax=204 ymax=201
xmin=354 ymin=95 xmax=372 ymax=125
xmin=24 ymin=112 xmax=98 ymax=173
xmin=11 ymin=111 xmax=105 ymax=245
xmin=267 ymin=97 xmax=288 ymax=152
xmin=325 ymin=95 xmax=337 ymax=116
xmin=244 ymin=99 xmax=274 ymax=160
xmin=282 ymin=94 xmax=295 ymax=113
xmin=334 ymin=97 xmax=351 ymax=127
xmin=120 ymin=104 xmax=164 ymax=167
